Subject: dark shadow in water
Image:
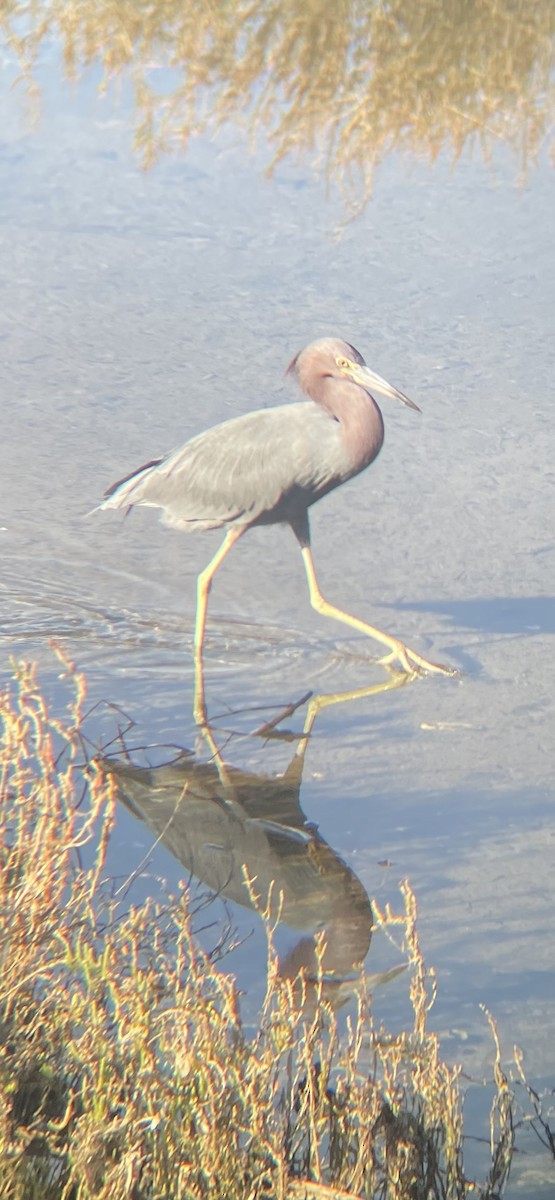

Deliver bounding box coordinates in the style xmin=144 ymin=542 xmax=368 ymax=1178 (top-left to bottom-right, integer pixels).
xmin=99 ymin=678 xmax=410 ymax=1009
xmin=396 ymin=595 xmax=555 ymax=636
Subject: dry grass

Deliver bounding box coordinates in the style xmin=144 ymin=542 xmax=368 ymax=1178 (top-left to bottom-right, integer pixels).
xmin=0 ymin=655 xmax=552 ymax=1198
xmin=2 ymin=0 xmax=554 ymax=208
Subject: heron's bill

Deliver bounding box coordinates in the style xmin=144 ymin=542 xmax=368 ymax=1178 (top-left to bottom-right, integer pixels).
xmin=347 ymin=362 xmax=421 ymax=413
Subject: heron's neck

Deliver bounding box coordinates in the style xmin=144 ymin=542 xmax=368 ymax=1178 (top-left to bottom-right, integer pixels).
xmin=317 ymin=378 xmax=385 ymax=472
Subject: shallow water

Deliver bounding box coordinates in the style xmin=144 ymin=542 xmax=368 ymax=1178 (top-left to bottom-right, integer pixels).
xmin=1 ymin=26 xmax=554 ymax=1194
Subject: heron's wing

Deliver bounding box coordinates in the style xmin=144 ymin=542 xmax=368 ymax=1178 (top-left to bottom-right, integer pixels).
xmin=99 ymin=403 xmax=343 ymax=531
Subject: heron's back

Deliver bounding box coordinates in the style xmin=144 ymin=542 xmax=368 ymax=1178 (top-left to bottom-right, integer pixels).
xmin=100 ymin=400 xmax=381 ymax=532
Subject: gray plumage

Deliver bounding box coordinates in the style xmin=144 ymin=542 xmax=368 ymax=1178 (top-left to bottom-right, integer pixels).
xmin=98 ymin=336 xmax=409 ymax=544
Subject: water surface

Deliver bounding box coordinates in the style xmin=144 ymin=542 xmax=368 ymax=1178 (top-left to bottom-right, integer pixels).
xmin=1 ymin=19 xmax=554 ymax=1193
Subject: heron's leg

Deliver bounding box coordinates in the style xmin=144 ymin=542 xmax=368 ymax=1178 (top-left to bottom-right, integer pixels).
xmin=195 ymin=527 xmax=245 ymax=654
xmin=300 ymin=546 xmax=456 ymax=677
xmin=194 ymin=526 xmax=245 ymax=724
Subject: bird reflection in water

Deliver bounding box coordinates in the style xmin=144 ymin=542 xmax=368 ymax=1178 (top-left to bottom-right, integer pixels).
xmin=100 ymin=675 xmax=410 ymax=1012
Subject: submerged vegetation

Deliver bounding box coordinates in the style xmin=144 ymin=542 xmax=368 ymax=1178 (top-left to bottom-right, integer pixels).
xmin=2 ymin=0 xmax=554 ymax=206
xmin=0 ymin=655 xmax=553 ymax=1198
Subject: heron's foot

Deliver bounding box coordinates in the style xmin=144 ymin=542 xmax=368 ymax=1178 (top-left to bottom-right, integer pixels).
xmin=379 ymin=640 xmax=458 ymax=678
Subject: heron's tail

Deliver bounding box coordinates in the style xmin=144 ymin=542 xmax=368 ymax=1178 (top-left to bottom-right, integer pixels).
xmin=87 ymin=457 xmax=164 ymax=516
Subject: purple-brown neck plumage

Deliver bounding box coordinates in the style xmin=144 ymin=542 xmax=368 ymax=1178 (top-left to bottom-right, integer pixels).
xmin=319 ymin=376 xmax=385 ymax=474
xmin=288 ymin=336 xmax=385 ymax=476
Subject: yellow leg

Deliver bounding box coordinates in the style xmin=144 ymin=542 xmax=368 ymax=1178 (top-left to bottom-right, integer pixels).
xmin=293 ymin=673 xmax=413 ymax=761
xmin=193 ymin=527 xmax=245 ymax=724
xmin=193 ymin=657 xmax=208 ymax=726
xmin=194 ymin=528 xmax=245 ymax=654
xmin=300 ymin=546 xmax=456 ymax=677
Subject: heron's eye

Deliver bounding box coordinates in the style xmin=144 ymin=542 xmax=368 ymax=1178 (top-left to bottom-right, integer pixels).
xmin=336 ymin=356 xmax=351 ymax=370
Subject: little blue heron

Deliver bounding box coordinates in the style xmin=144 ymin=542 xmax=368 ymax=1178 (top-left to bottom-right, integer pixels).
xmin=98 ymin=337 xmax=453 ymax=694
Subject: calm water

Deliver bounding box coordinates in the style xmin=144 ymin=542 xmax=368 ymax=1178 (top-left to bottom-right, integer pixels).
xmin=1 ymin=31 xmax=554 ymax=1195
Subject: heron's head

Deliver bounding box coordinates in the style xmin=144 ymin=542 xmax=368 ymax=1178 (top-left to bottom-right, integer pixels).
xmin=287 ymin=337 xmax=420 ymax=412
